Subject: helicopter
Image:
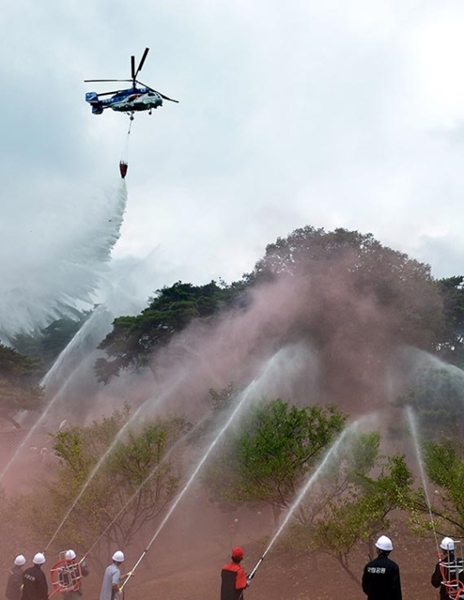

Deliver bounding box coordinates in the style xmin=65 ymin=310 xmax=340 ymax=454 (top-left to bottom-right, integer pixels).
xmin=84 ymin=47 xmax=179 ymax=118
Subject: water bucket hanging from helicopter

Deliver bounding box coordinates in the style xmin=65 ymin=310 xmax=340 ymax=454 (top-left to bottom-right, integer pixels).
xmin=119 ymin=115 xmax=134 ymax=179
xmin=119 ymin=161 xmax=128 ymax=179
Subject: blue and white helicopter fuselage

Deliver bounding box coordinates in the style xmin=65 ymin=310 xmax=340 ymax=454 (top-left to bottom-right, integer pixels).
xmin=85 ymin=87 xmax=163 ymax=115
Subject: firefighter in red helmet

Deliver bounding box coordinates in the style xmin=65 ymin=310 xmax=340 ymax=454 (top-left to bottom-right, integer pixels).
xmin=221 ymin=547 xmax=249 ymax=600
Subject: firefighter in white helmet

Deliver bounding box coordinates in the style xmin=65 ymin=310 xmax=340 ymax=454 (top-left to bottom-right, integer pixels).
xmin=5 ymin=555 xmax=26 ymax=600
xmin=21 ymin=554 xmax=48 ymax=600
xmin=362 ymin=536 xmax=402 ymax=600
xmin=58 ymin=549 xmax=89 ymax=600
xmin=431 ymin=537 xmax=464 ymax=600
xmin=98 ymin=551 xmax=130 ymax=600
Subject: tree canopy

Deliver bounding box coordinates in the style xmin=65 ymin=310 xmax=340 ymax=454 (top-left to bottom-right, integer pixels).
xmin=398 ymin=367 xmax=464 ymax=439
xmin=90 ymin=227 xmax=464 ymax=420
xmin=19 ymin=408 xmax=190 ymax=559
xmin=418 ymin=438 xmax=464 ymax=537
xmin=95 ymin=281 xmax=246 ymax=383
xmin=12 ymin=312 xmax=91 ymax=370
xmin=435 ymin=276 xmax=464 ymax=367
xmin=247 ymin=226 xmax=443 ymax=349
xmin=0 ymin=343 xmax=44 ymax=428
xmin=308 ymin=448 xmax=413 ymax=584
xmin=202 ymin=397 xmax=346 ymax=520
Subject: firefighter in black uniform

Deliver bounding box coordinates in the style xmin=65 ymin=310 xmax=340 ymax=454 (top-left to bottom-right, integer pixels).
xmin=6 ymin=555 xmax=26 ymax=600
xmin=221 ymin=547 xmax=248 ymax=600
xmin=21 ymin=553 xmax=48 ymax=600
xmin=362 ymin=535 xmax=402 ymax=600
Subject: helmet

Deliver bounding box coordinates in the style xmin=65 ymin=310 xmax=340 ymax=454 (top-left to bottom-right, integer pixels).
xmin=14 ymin=555 xmax=26 ymax=566
xmin=65 ymin=550 xmax=76 ymax=560
xmin=440 ymin=537 xmax=455 ymax=551
xmin=375 ymin=536 xmax=393 ymax=552
xmin=231 ymin=547 xmax=244 ymax=560
xmin=112 ymin=551 xmax=125 ymax=563
xmin=33 ymin=553 xmax=46 ymax=565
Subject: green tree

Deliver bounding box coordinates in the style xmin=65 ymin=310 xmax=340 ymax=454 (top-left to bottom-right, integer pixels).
xmin=12 ymin=312 xmax=91 ymax=370
xmin=95 ymin=281 xmax=245 ymax=383
xmin=420 ymin=438 xmax=464 ymax=536
xmin=21 ymin=408 xmax=190 ymax=559
xmin=435 ymin=276 xmax=464 ymax=368
xmin=202 ymin=398 xmax=345 ymax=523
xmin=0 ymin=343 xmax=44 ymax=428
xmin=306 ymin=448 xmax=413 ymax=584
xmin=245 ymin=226 xmax=444 ymax=404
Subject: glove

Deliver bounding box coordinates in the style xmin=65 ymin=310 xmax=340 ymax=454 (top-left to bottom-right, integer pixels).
xmin=246 ymin=579 xmax=252 ymax=587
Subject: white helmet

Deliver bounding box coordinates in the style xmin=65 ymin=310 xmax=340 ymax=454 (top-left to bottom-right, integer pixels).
xmin=65 ymin=550 xmax=76 ymax=560
xmin=14 ymin=555 xmax=26 ymax=566
xmin=375 ymin=535 xmax=393 ymax=552
xmin=440 ymin=537 xmax=455 ymax=551
xmin=112 ymin=551 xmax=125 ymax=563
xmin=33 ymin=553 xmax=46 ymax=565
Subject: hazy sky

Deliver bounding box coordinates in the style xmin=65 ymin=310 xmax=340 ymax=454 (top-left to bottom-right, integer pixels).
xmin=3 ymin=0 xmax=464 ymax=326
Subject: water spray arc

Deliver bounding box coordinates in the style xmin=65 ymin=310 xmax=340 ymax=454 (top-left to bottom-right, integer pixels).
xmin=80 ymin=413 xmax=210 ymax=559
xmin=44 ymin=369 xmax=200 ymax=551
xmin=44 ymin=400 xmax=147 ymax=551
xmin=246 ymin=423 xmax=355 ymax=581
xmin=120 ymin=353 xmax=283 ymax=590
xmin=0 ymin=311 xmax=107 ymax=483
xmin=0 ymin=179 xmax=131 ymax=482
xmin=405 ymin=406 xmax=439 ymax=553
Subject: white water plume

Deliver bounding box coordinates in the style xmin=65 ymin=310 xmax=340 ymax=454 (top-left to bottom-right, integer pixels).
xmin=41 ymin=305 xmax=113 ymax=389
xmin=0 ymin=181 xmax=127 ymax=341
xmin=0 ymin=314 xmax=118 ymax=482
xmin=405 ymin=405 xmax=439 ymax=549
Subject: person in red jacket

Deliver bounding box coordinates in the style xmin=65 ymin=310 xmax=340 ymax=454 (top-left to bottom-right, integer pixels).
xmin=221 ymin=547 xmax=248 ymax=600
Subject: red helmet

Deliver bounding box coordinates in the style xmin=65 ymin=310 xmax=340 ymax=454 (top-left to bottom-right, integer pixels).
xmin=232 ymin=547 xmax=244 ymax=560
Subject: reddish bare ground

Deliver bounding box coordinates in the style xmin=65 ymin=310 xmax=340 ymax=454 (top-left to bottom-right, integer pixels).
xmin=0 ymin=493 xmax=435 ymax=600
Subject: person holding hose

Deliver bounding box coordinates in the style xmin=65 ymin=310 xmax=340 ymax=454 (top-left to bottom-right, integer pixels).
xmin=431 ymin=537 xmax=464 ymax=599
xmin=221 ymin=547 xmax=249 ymax=600
xmin=99 ymin=551 xmax=132 ymax=600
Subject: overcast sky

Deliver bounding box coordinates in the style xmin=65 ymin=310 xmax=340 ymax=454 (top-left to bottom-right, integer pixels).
xmin=2 ymin=0 xmax=464 ymax=330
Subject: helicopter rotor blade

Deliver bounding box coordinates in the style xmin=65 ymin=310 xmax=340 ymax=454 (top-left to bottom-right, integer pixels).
xmin=97 ymin=90 xmax=125 ymax=97
xmin=136 ymin=80 xmax=180 ymax=103
xmin=84 ymin=79 xmax=133 ymax=83
xmin=135 ymin=48 xmax=150 ymax=79
xmin=131 ymin=56 xmax=136 ymax=81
